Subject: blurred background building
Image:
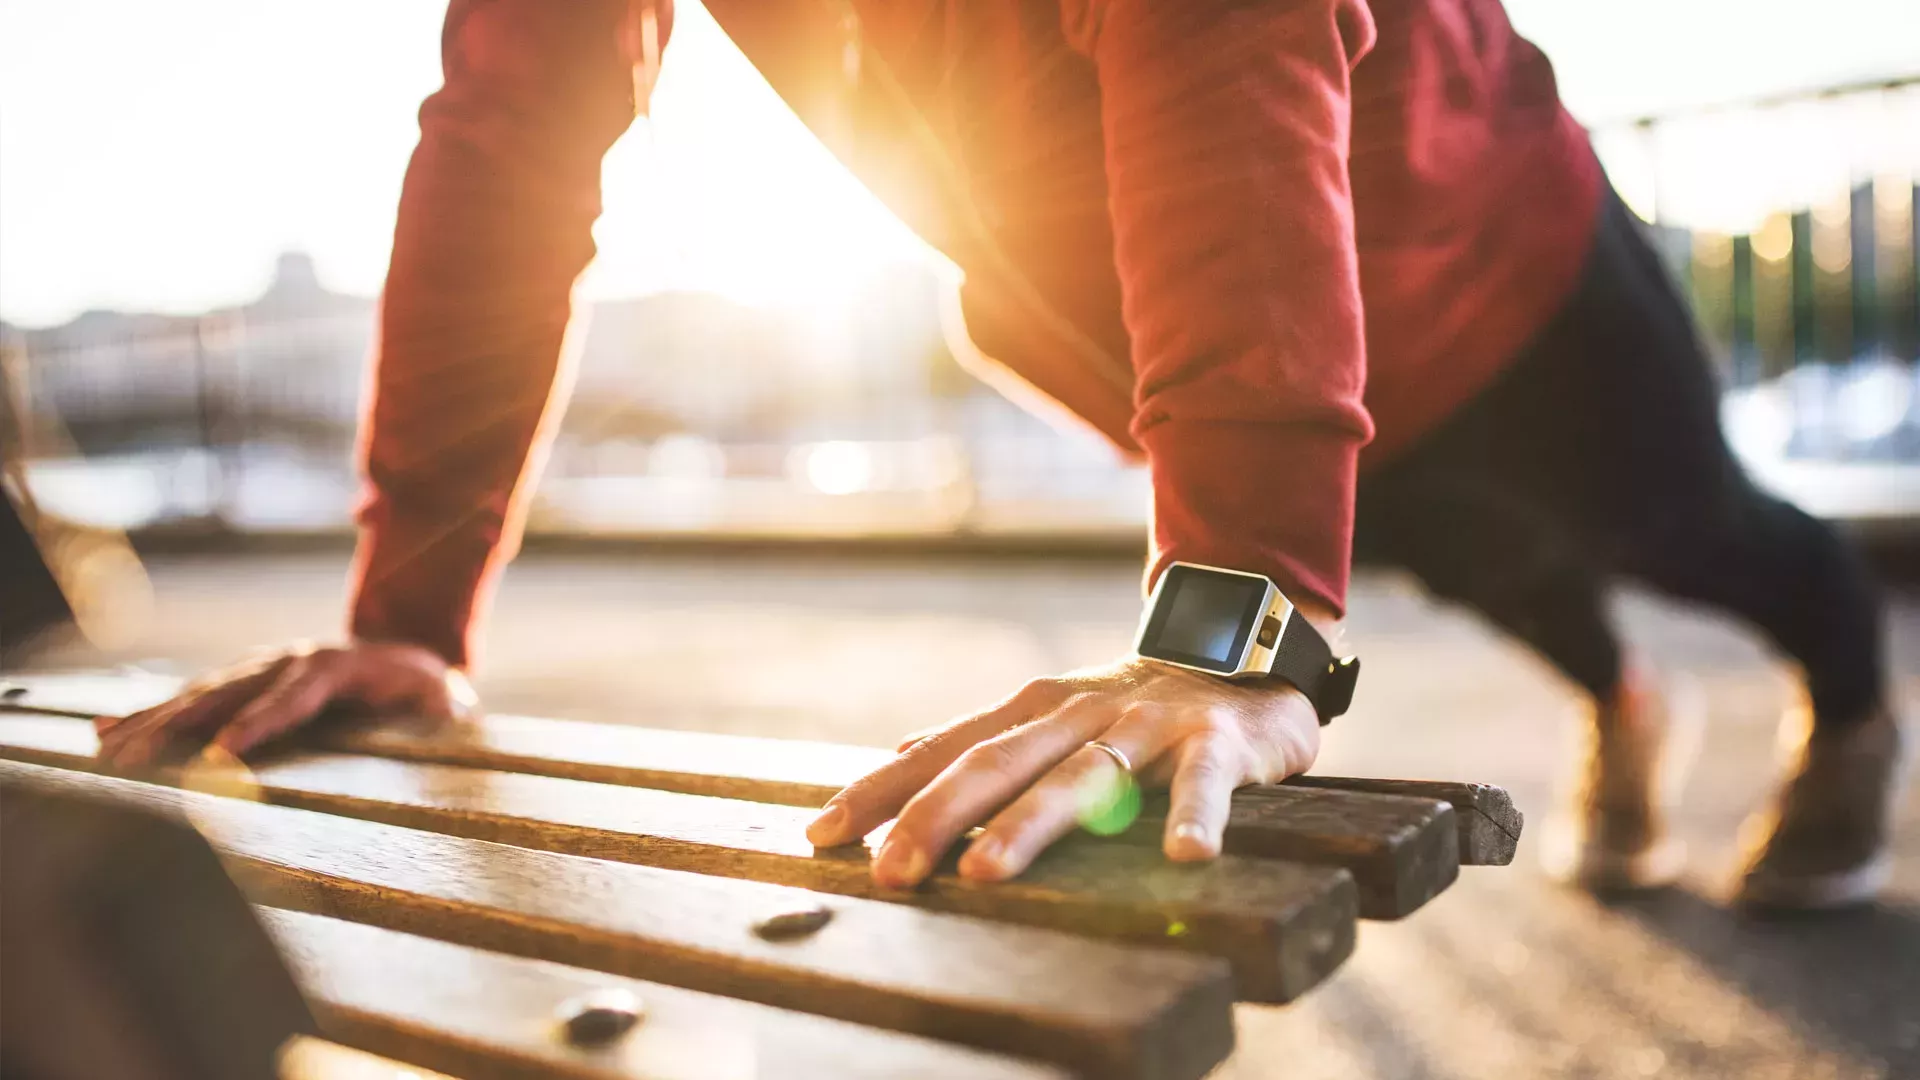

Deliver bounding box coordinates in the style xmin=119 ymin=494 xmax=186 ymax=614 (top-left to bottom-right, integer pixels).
xmin=1 ymin=0 xmax=1916 ymax=545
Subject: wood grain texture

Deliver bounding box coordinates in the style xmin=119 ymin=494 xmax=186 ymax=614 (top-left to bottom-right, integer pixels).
xmin=1279 ymin=776 xmax=1524 ymax=866
xmin=340 ymin=718 xmax=1514 ymax=872
xmin=1129 ymin=786 xmax=1458 ymax=919
xmin=1 ymin=673 xmax=1509 ymax=871
xmin=0 ymin=759 xmax=1233 ymax=1080
xmin=0 ymin=672 xmax=881 ymax=806
xmin=277 ymin=1036 xmax=464 ymax=1080
xmin=263 ymin=908 xmax=1064 ymax=1080
xmin=0 ymin=671 xmax=180 ymax=720
xmin=318 ymin=712 xmax=1515 ymax=870
xmin=0 ymin=714 xmax=1356 ymax=1001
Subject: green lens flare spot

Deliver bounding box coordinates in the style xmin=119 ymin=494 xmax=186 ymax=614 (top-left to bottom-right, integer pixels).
xmin=1078 ymin=776 xmax=1142 ymax=837
xmin=1166 ymin=920 xmax=1190 ymax=938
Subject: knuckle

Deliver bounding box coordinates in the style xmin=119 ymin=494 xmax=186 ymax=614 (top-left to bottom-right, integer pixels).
xmin=1015 ymin=676 xmax=1063 ymax=705
xmin=959 ymin=737 xmax=1024 ymax=779
xmin=1200 ymin=704 xmax=1244 ymax=736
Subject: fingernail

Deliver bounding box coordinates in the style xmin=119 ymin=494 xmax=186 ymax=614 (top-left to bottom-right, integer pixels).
xmin=445 ymin=669 xmax=480 ymax=717
xmin=874 ymin=838 xmax=928 ymax=887
xmin=959 ymin=834 xmax=1006 ymax=880
xmin=1168 ymin=822 xmax=1216 ymax=860
xmin=806 ymin=803 xmax=848 ymax=846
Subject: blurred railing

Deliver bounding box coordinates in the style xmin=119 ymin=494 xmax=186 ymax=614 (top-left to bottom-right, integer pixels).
xmin=1 ymin=259 xmax=1148 ymax=541
xmin=1592 ymin=75 xmax=1920 ymax=521
xmin=4 ymin=76 xmax=1918 ymax=541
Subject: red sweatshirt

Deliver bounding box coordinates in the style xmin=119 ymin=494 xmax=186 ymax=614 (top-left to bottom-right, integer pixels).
xmin=349 ymin=0 xmax=1601 ymax=669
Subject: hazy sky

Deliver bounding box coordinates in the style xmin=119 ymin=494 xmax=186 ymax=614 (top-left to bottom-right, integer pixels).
xmin=1 ymin=0 xmax=1916 ymax=327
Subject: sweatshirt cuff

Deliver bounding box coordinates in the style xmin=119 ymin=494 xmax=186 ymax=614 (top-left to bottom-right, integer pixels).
xmin=1139 ymin=419 xmax=1359 ymax=618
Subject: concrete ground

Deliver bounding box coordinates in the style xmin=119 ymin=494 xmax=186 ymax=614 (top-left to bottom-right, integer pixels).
xmin=43 ymin=549 xmax=1920 ymax=1080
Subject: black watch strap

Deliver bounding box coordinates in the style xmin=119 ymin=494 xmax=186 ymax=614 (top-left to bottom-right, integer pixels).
xmin=1263 ymin=614 xmax=1359 ymax=725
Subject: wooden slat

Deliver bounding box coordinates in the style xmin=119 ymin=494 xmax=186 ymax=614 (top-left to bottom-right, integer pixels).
xmin=327 ymin=719 xmax=1460 ymax=916
xmin=264 ymin=908 xmax=1063 ymax=1080
xmin=0 ymin=759 xmax=1232 ymax=1080
xmin=278 ymin=1036 xmax=464 ymax=1080
xmin=3 ymin=672 xmax=1504 ymax=871
xmin=0 ymin=671 xmax=183 ymax=719
xmin=0 ymin=674 xmax=885 ymax=806
xmin=1130 ymin=786 xmax=1457 ymax=918
xmin=329 ymin=716 xmax=1510 ymax=869
xmin=0 ymin=714 xmax=1357 ymax=998
xmin=1277 ymin=776 xmax=1524 ymax=866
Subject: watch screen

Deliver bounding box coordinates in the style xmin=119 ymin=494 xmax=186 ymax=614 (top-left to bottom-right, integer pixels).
xmin=1139 ymin=566 xmax=1269 ymax=673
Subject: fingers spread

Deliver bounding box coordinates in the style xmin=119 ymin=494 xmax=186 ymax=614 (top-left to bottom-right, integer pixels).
xmin=806 ymin=677 xmax=1071 ymax=848
xmin=1163 ymin=732 xmax=1244 ymax=862
xmin=956 ymin=707 xmax=1173 ymax=883
xmin=208 ymin=656 xmax=344 ymax=758
xmin=98 ymin=662 xmax=286 ymax=770
xmin=873 ymin=699 xmax=1114 ymax=887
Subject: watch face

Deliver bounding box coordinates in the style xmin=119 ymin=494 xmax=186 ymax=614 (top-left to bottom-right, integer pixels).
xmin=1137 ymin=564 xmax=1272 ymax=674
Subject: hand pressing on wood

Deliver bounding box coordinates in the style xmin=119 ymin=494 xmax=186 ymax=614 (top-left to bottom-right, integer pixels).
xmin=805 ymin=654 xmax=1324 ymax=887
xmin=94 ymin=641 xmax=477 ymax=772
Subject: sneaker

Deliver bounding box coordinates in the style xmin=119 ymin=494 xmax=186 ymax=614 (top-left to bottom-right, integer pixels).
xmin=1733 ymin=702 xmax=1909 ymax=910
xmin=1540 ymin=667 xmax=1702 ymax=891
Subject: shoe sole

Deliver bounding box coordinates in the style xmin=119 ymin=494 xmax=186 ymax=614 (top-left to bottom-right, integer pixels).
xmin=1734 ymin=852 xmax=1892 ymax=911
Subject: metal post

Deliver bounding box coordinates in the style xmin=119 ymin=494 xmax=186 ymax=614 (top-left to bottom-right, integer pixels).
xmin=1791 ymin=209 xmax=1816 ymax=366
xmin=192 ymin=317 xmax=225 ymax=527
xmin=1849 ymin=179 xmax=1877 ymax=362
xmin=1911 ymin=181 xmax=1919 ymax=363
xmin=1732 ymin=234 xmax=1757 ymax=386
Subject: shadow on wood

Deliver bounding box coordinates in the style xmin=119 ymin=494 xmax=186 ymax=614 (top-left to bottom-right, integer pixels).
xmin=0 ymin=778 xmax=315 ymax=1080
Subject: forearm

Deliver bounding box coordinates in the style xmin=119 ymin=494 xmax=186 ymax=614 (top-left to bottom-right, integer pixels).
xmin=348 ymin=0 xmax=644 ymax=668
xmin=1072 ymin=0 xmax=1378 ymax=616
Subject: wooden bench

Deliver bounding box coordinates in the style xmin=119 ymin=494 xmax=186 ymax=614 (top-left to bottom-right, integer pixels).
xmin=0 ymin=673 xmax=1523 ymax=1080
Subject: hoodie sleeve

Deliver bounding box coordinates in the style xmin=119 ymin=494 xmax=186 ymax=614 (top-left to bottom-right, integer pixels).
xmin=347 ymin=0 xmax=657 ymax=667
xmin=1066 ymin=0 xmax=1379 ymax=612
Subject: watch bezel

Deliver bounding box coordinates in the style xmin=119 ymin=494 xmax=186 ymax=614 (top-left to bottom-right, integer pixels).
xmin=1134 ymin=562 xmax=1293 ymax=678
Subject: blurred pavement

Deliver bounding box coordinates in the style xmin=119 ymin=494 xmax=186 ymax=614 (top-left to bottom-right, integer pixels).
xmin=34 ymin=549 xmax=1920 ymax=1080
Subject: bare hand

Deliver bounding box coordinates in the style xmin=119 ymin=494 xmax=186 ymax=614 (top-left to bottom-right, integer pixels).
xmin=805 ymin=657 xmax=1322 ymax=886
xmin=94 ymin=641 xmax=475 ymax=771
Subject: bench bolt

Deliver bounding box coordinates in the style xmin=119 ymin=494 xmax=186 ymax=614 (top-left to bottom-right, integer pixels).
xmin=753 ymin=905 xmax=834 ymax=941
xmin=556 ymin=988 xmax=644 ymax=1045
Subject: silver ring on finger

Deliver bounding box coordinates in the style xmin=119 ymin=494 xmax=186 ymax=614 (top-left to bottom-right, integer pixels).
xmin=1085 ymin=739 xmax=1134 ymax=776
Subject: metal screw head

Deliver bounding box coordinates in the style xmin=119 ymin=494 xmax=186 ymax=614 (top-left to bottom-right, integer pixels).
xmin=753 ymin=905 xmax=834 ymax=941
xmin=555 ymin=988 xmax=644 ymax=1046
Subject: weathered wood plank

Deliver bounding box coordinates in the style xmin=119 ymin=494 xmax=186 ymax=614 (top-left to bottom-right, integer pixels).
xmin=277 ymin=1037 xmax=464 ymax=1080
xmin=0 ymin=759 xmax=1233 ymax=1080
xmin=2 ymin=672 xmax=1508 ymax=871
xmin=0 ymin=671 xmax=182 ymax=719
xmin=0 ymin=672 xmax=886 ymax=805
xmin=1129 ymin=786 xmax=1458 ymax=918
xmin=333 ymin=717 xmax=1512 ymax=870
xmin=263 ymin=908 xmax=1065 ymax=1080
xmin=1277 ymin=776 xmax=1524 ymax=866
xmin=0 ymin=714 xmax=1357 ymax=997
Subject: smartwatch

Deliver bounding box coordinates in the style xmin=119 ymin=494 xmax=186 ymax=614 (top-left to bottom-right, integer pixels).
xmin=1133 ymin=562 xmax=1360 ymax=724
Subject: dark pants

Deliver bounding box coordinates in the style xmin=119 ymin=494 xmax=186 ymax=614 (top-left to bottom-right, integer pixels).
xmin=0 ymin=485 xmax=73 ymax=665
xmin=1354 ymin=190 xmax=1887 ymax=726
